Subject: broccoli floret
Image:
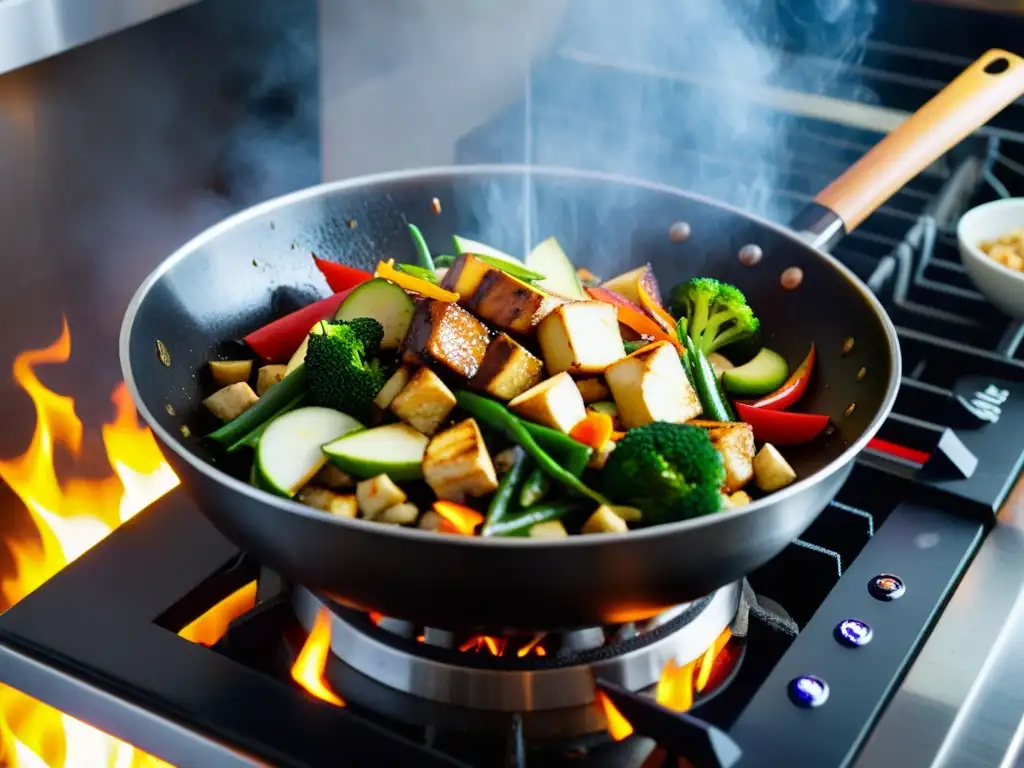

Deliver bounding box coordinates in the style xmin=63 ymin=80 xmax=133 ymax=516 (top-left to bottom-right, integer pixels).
xmin=304 ymin=318 xmax=386 ymax=420
xmin=601 ymin=422 xmax=724 ymax=524
xmin=670 ymin=277 xmax=759 ymax=354
xmin=343 ymin=316 xmax=385 ymax=351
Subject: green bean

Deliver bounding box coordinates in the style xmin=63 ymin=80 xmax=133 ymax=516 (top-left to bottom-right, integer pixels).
xmin=518 ymin=464 xmax=550 ymax=508
xmin=484 ymin=501 xmax=581 ymax=537
xmin=691 ymin=347 xmax=735 ymax=421
xmin=208 ymin=365 xmax=307 ymax=445
xmin=408 ymin=223 xmax=435 ymax=272
xmin=521 ymin=422 xmax=591 ymax=477
xmin=482 ymin=450 xmax=530 ymax=535
xmin=455 ymin=391 xmax=608 ymax=505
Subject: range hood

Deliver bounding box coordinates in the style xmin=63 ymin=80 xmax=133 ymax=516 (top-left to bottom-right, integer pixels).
xmin=0 ymin=0 xmax=201 ymax=76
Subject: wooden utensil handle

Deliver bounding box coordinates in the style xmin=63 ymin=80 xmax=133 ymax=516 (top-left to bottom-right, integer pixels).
xmin=814 ymin=49 xmax=1024 ymax=232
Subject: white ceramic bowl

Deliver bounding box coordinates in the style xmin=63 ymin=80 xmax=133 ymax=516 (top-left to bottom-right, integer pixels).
xmin=957 ymin=197 xmax=1024 ymax=320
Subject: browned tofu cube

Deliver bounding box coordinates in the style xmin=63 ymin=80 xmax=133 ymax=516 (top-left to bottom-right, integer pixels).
xmin=203 ymin=382 xmax=259 ymax=422
xmin=508 ymin=372 xmax=588 ymax=433
xmin=706 ymin=423 xmax=755 ymax=493
xmin=389 ymin=367 xmax=457 ymax=435
xmin=468 ymin=333 xmax=544 ymax=401
xmin=209 ymin=360 xmax=253 ymax=388
xmin=537 ymin=302 xmax=625 ymax=375
xmin=605 ymin=341 xmax=702 ymax=428
xmin=423 ymin=418 xmax=499 ymax=502
xmin=575 ymin=377 xmax=611 ymax=404
xmin=442 ymin=254 xmax=565 ymax=334
xmin=400 ymin=299 xmax=491 ymax=378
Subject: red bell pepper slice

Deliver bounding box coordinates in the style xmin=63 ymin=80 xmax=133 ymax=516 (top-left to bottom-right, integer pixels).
xmin=750 ymin=344 xmax=815 ymax=411
xmin=244 ymin=288 xmax=356 ymax=362
xmin=733 ymin=402 xmax=830 ymax=446
xmin=312 ymin=256 xmax=373 ymax=293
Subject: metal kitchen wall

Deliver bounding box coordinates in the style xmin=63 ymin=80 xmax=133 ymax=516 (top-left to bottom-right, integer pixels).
xmin=0 ymin=0 xmax=319 ymax=468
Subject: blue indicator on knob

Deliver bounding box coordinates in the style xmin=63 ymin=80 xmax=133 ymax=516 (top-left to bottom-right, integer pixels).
xmin=835 ymin=618 xmax=873 ymax=648
xmin=788 ymin=675 xmax=829 ymax=708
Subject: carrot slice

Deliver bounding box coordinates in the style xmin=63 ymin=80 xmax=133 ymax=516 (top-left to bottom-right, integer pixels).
xmin=433 ymin=501 xmax=484 ymax=535
xmin=569 ymin=411 xmax=615 ymax=451
xmin=375 ymin=259 xmax=459 ymax=302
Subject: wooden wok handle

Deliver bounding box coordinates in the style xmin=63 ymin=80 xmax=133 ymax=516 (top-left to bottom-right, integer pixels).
xmin=814 ymin=49 xmax=1024 ymax=232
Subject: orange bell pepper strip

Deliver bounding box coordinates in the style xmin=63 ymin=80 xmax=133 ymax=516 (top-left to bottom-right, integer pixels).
xmin=375 ymin=259 xmax=460 ymax=302
xmin=585 ymin=287 xmax=682 ymax=349
xmin=569 ymin=411 xmax=615 ymax=451
xmin=636 ymin=280 xmax=680 ymax=339
xmin=432 ymin=501 xmax=484 ymax=535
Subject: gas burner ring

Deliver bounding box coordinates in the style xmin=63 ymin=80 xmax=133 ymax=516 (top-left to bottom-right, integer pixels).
xmin=291 ymin=582 xmax=741 ymax=712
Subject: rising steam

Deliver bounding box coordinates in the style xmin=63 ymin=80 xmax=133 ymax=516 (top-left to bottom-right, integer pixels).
xmin=450 ymin=0 xmax=878 ymax=251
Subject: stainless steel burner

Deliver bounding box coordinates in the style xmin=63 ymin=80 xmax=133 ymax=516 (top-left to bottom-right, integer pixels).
xmin=292 ymin=582 xmax=741 ymax=712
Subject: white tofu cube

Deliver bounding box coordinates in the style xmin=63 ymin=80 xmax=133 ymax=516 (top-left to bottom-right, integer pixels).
xmin=203 ymin=382 xmax=259 ymax=422
xmin=256 ymin=364 xmax=288 ymax=396
xmin=536 ymin=302 xmax=625 ymax=375
xmin=581 ymin=505 xmax=629 ymax=535
xmin=423 ymin=418 xmax=499 ymax=502
xmin=356 ymin=474 xmax=408 ymax=519
xmin=508 ymin=372 xmax=587 ymax=434
xmin=374 ymin=367 xmax=412 ymax=409
xmin=389 ymin=367 xmax=457 ymax=435
xmin=377 ymin=503 xmax=420 ymax=525
xmin=296 ymin=487 xmax=358 ymax=518
xmin=605 ymin=341 xmax=702 ymax=429
xmin=529 ymin=521 xmax=569 ymax=538
xmin=753 ymin=443 xmax=797 ymax=492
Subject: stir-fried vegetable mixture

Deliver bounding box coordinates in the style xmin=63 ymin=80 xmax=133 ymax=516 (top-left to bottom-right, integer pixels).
xmin=199 ymin=223 xmax=829 ymax=538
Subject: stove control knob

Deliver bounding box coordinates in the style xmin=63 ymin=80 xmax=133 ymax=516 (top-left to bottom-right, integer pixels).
xmin=835 ymin=618 xmax=873 ymax=648
xmin=868 ymin=574 xmax=905 ymax=601
xmin=788 ymin=675 xmax=829 ymax=708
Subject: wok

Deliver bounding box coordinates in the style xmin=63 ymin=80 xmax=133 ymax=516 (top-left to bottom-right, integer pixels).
xmin=121 ymin=50 xmax=1024 ymax=631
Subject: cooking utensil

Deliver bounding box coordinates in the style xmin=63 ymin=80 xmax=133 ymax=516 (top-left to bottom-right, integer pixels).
xmin=121 ymin=50 xmax=1024 ymax=632
xmin=957 ymin=197 xmax=1024 ymax=320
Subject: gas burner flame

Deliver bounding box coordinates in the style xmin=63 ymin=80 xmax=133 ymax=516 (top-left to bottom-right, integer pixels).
xmin=0 ymin=320 xmax=246 ymax=767
xmin=291 ymin=609 xmax=345 ymax=707
xmin=599 ymin=626 xmax=735 ymax=742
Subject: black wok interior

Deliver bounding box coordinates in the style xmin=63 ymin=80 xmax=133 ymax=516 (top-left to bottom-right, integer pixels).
xmin=124 ymin=167 xmax=896 ymax=631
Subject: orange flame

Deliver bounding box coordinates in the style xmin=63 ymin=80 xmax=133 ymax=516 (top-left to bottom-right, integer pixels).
xmin=656 ymin=627 xmax=733 ymax=713
xmin=178 ymin=583 xmax=258 ymax=646
xmin=596 ymin=691 xmax=634 ymax=741
xmin=290 ymin=609 xmax=345 ymax=707
xmin=599 ymin=626 xmax=736 ymax=742
xmin=0 ymin=319 xmax=211 ymax=768
xmin=656 ymin=659 xmax=696 ymax=713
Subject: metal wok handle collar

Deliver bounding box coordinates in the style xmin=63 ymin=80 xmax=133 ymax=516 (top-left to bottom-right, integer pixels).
xmin=792 ymin=48 xmax=1024 ymax=251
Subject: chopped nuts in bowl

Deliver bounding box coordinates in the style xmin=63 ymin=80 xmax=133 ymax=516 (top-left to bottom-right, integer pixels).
xmin=957 ymin=198 xmax=1024 ymax=320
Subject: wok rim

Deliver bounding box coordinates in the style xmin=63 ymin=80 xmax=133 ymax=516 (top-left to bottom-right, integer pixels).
xmin=119 ymin=164 xmax=902 ymax=549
